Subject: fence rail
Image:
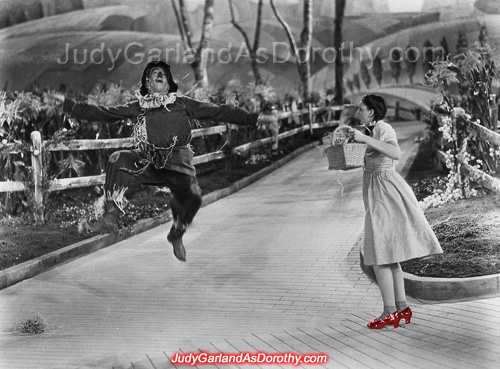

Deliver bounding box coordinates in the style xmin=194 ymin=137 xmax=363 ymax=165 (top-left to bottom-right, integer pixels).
xmin=436 ymin=114 xmax=500 ymax=195
xmin=0 ymin=125 xmax=239 ymax=193
xmin=1 ymin=105 xmax=343 ymax=221
xmin=4 ymin=98 xmax=500 ymax=222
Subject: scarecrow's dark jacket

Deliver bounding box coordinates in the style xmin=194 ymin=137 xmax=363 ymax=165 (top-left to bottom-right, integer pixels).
xmin=63 ymin=97 xmax=260 ymax=177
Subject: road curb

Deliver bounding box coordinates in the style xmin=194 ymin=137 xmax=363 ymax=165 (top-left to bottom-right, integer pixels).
xmin=403 ymin=270 xmax=500 ymax=300
xmin=0 ymin=141 xmax=320 ymax=290
xmin=360 ymin=252 xmax=500 ymax=301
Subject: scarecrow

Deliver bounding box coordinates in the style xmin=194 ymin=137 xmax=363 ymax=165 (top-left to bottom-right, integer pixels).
xmin=55 ymin=60 xmax=277 ymax=262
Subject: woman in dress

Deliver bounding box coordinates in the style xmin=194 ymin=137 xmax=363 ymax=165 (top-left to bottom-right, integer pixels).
xmin=351 ymin=94 xmax=443 ymax=329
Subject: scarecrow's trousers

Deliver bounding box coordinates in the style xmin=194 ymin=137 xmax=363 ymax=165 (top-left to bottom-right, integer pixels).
xmin=105 ymin=149 xmax=202 ymax=231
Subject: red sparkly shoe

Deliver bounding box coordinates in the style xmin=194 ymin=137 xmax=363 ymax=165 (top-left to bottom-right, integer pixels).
xmin=396 ymin=307 xmax=412 ymax=324
xmin=367 ymin=312 xmax=400 ymax=329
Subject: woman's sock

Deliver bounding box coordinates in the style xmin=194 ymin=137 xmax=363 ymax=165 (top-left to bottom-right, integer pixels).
xmin=396 ymin=301 xmax=409 ymax=312
xmin=379 ymin=305 xmax=396 ymax=320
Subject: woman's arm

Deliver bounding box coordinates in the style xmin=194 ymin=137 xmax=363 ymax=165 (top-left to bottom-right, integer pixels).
xmin=352 ymin=128 xmax=401 ymax=160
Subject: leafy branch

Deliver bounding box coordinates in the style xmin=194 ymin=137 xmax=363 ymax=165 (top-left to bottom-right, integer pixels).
xmin=422 ymin=42 xmax=500 ymax=210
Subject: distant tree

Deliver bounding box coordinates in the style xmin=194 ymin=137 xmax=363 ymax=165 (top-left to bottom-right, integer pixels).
xmin=479 ymin=24 xmax=488 ymax=46
xmin=270 ymin=0 xmax=313 ymax=103
xmin=373 ymin=56 xmax=383 ymax=87
xmin=324 ymin=87 xmax=335 ymax=105
xmin=352 ymin=73 xmax=361 ymax=91
xmin=171 ymin=0 xmax=215 ymax=88
xmin=422 ymin=40 xmax=434 ymax=76
xmin=439 ymin=36 xmax=450 ymax=60
xmin=228 ymin=0 xmax=263 ymax=85
xmin=405 ymin=46 xmax=418 ymax=84
xmin=333 ymin=0 xmax=346 ymax=105
xmin=360 ymin=62 xmax=371 ymax=89
xmin=346 ymin=79 xmax=354 ymax=94
xmin=389 ymin=48 xmax=402 ymax=83
xmin=454 ymin=30 xmax=481 ymax=106
xmin=456 ymin=29 xmax=468 ymax=55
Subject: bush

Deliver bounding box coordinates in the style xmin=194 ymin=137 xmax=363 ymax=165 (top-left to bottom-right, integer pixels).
xmin=11 ymin=311 xmax=48 ymax=335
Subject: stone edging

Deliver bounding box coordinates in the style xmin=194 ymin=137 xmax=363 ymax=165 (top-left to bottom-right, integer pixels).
xmin=360 ymin=251 xmax=500 ymax=301
xmin=0 ymin=142 xmax=320 ymax=290
xmin=403 ymin=270 xmax=500 ymax=301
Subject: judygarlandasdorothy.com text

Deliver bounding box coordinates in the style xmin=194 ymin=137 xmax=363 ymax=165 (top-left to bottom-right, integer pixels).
xmin=57 ymin=41 xmax=445 ymax=71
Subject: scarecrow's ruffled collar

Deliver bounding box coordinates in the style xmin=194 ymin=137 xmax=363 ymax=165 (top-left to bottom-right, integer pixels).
xmin=135 ymin=92 xmax=177 ymax=111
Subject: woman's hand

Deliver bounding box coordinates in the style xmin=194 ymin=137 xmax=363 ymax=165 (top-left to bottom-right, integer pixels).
xmin=352 ymin=125 xmax=401 ymax=160
xmin=351 ymin=128 xmax=367 ymax=143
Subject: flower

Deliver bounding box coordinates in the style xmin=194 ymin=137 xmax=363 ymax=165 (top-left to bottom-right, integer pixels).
xmin=323 ymin=126 xmax=355 ymax=147
xmin=451 ymin=107 xmax=466 ymax=118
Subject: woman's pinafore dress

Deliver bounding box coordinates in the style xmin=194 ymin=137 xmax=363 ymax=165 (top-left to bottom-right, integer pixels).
xmin=362 ymin=121 xmax=443 ymax=266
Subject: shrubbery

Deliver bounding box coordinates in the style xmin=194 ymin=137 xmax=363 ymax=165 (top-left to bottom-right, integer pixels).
xmin=0 ymin=80 xmax=323 ymax=220
xmin=421 ymin=42 xmax=500 ymax=210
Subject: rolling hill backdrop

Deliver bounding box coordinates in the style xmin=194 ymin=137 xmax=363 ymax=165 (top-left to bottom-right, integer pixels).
xmin=0 ymin=0 xmax=499 ymax=100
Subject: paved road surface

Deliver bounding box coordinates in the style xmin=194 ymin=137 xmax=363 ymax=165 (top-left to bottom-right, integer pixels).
xmin=1 ymin=121 xmax=499 ymax=369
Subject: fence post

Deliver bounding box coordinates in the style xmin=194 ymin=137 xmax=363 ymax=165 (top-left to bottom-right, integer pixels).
xmin=489 ymin=94 xmax=498 ymax=131
xmin=308 ymin=103 xmax=314 ymax=135
xmin=30 ymin=131 xmax=44 ymax=223
xmin=224 ymin=124 xmax=233 ymax=180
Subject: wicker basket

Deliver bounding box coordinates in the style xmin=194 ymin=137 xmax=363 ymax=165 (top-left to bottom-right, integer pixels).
xmin=325 ymin=143 xmax=366 ymax=170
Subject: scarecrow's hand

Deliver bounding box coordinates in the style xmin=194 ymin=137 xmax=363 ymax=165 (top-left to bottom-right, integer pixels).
xmin=52 ymin=93 xmax=66 ymax=105
xmin=257 ymin=113 xmax=280 ymax=136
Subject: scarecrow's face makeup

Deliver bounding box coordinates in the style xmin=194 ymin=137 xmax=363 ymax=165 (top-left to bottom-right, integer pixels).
xmin=147 ymin=67 xmax=170 ymax=94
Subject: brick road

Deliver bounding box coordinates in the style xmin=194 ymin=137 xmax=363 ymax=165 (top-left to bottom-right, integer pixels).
xmin=0 ymin=122 xmax=499 ymax=369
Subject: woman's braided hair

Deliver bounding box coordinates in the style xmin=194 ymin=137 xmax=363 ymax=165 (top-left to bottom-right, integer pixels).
xmin=361 ymin=94 xmax=387 ymax=122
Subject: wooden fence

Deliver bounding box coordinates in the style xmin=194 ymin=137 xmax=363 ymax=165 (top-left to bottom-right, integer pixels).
xmin=0 ymin=104 xmax=343 ymax=222
xmin=436 ymin=118 xmax=500 ymax=194
xmin=3 ymin=99 xmax=500 ymax=222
